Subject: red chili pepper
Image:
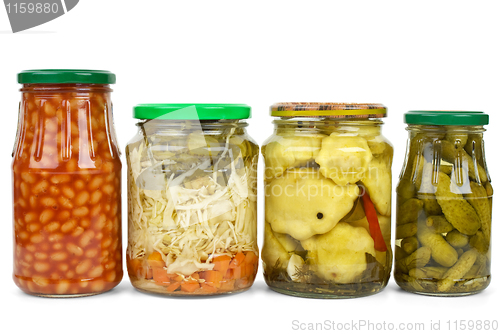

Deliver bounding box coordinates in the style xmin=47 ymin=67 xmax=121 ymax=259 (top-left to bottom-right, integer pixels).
xmin=360 ymin=188 xmax=387 ymax=252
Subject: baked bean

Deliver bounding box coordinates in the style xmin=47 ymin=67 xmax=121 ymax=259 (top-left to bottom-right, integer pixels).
xmin=21 ymin=172 xmax=36 ymax=184
xmin=34 ymin=262 xmax=50 ymax=273
xmin=39 ymin=209 xmax=55 ymax=224
xmin=61 ymin=219 xmax=76 ymax=233
xmin=17 ymin=198 xmax=27 ymax=208
xmin=57 ymin=210 xmax=70 ymax=220
xmin=30 ymin=234 xmax=44 ymax=244
xmin=73 ymin=207 xmax=89 ymax=217
xmin=90 ymin=280 xmax=105 ymax=292
xmin=90 ymin=191 xmax=102 ymax=204
xmin=88 ymin=265 xmax=104 ymax=278
xmin=51 ymin=252 xmax=67 ymax=261
xmin=24 ymin=212 xmax=37 ymax=223
xmin=52 ymin=243 xmax=63 ymax=250
xmin=48 ymin=234 xmax=64 ymax=242
xmin=71 ymin=226 xmax=84 ymax=237
xmin=45 ymin=222 xmax=60 ymax=233
xmin=29 ymin=195 xmax=37 ymax=208
xmin=67 ymin=243 xmax=84 ymax=257
xmin=74 ymin=191 xmax=89 ymax=206
xmin=18 ymin=231 xmax=29 ymax=240
xmin=85 ymin=248 xmax=98 ymax=258
xmin=90 ymin=205 xmax=101 ymax=217
xmin=34 ymin=252 xmax=48 ymax=260
xmin=33 ymin=180 xmax=49 ymax=194
xmin=49 ymin=185 xmax=60 ymax=196
xmin=41 ymin=197 xmax=57 ymax=207
xmin=74 ymin=180 xmax=85 ymax=190
xmin=50 ymin=174 xmax=70 ymax=184
xmin=27 ymin=223 xmax=41 ymax=233
xmin=59 ymin=197 xmax=73 ymax=209
xmin=62 ymin=187 xmax=75 ymax=199
xmin=76 ymin=259 xmax=92 ymax=275
xmin=88 ymin=177 xmax=104 ymax=191
xmin=80 ymin=231 xmax=95 ymax=248
xmin=56 ymin=281 xmax=70 ymax=294
xmin=32 ymin=276 xmax=50 ymax=287
xmin=105 ymin=271 xmax=116 ymax=282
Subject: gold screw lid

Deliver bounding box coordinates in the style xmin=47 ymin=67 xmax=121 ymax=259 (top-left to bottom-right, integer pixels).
xmin=270 ymin=102 xmax=387 ymax=118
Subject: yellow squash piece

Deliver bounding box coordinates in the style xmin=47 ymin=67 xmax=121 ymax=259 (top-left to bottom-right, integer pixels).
xmin=360 ymin=158 xmax=392 ymax=216
xmin=315 ymin=134 xmax=373 ymax=186
xmin=265 ymin=168 xmax=359 ymax=240
xmin=263 ymin=135 xmax=324 ymax=179
xmin=301 ymin=223 xmax=376 ymax=283
xmin=262 ymin=222 xmax=290 ymax=270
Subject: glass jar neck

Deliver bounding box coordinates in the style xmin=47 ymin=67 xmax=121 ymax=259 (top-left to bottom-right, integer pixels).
xmin=273 ymin=117 xmax=384 ymax=134
xmin=406 ymin=124 xmax=485 ymax=136
xmin=137 ymin=119 xmax=248 ymax=136
xmin=21 ymin=83 xmax=112 ymax=93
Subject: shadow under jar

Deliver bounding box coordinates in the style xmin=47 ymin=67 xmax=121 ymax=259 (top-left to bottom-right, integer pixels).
xmin=395 ymin=110 xmax=492 ymax=296
xmin=126 ymin=104 xmax=259 ymax=296
xmin=262 ymin=103 xmax=393 ymax=298
xmin=12 ymin=70 xmax=123 ymax=297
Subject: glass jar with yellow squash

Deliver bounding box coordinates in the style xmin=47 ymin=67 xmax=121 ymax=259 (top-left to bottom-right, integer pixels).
xmin=262 ymin=103 xmax=393 ymax=298
xmin=395 ymin=111 xmax=492 ymax=296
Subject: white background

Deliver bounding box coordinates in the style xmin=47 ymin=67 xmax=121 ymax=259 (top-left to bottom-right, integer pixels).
xmin=1 ymin=1 xmax=499 ymax=333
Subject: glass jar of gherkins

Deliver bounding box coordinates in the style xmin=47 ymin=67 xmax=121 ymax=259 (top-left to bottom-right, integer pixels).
xmin=395 ymin=111 xmax=492 ymax=296
xmin=262 ymin=103 xmax=393 ymax=298
xmin=126 ymin=104 xmax=259 ymax=296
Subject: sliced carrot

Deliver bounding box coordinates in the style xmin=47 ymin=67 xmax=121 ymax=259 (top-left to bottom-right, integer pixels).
xmin=147 ymin=252 xmax=165 ymax=268
xmin=232 ymin=266 xmax=242 ymax=280
xmin=224 ymin=269 xmax=233 ymax=279
xmin=219 ymin=279 xmax=235 ymax=291
xmin=166 ymin=282 xmax=181 ymax=292
xmin=245 ymin=263 xmax=255 ymax=277
xmin=213 ymin=255 xmax=231 ymax=275
xmin=244 ymin=252 xmax=258 ymax=266
xmin=181 ymin=281 xmax=200 ymax=293
xmin=128 ymin=258 xmax=149 ymax=279
xmin=152 ymin=267 xmax=170 ymax=286
xmin=201 ymin=270 xmax=223 ymax=288
xmin=199 ymin=283 xmax=218 ymax=294
xmin=191 ymin=272 xmax=200 ymax=280
xmin=229 ymin=252 xmax=246 ymax=269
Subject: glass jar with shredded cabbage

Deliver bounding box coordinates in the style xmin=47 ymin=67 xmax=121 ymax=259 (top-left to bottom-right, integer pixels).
xmin=126 ymin=104 xmax=259 ymax=295
xmin=262 ymin=103 xmax=393 ymax=298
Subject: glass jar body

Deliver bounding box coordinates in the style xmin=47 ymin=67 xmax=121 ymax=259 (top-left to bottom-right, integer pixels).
xmin=394 ymin=125 xmax=492 ymax=296
xmin=261 ymin=118 xmax=393 ymax=298
xmin=126 ymin=119 xmax=259 ymax=296
xmin=12 ymin=84 xmax=123 ymax=297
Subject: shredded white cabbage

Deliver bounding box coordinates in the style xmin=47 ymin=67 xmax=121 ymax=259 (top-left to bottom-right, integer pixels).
xmin=127 ymin=130 xmax=258 ymax=277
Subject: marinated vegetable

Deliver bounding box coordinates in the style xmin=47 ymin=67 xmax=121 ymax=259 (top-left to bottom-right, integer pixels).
xmin=126 ymin=104 xmax=259 ymax=296
xmin=262 ymin=103 xmax=392 ymax=298
xmin=395 ymin=111 xmax=492 ymax=296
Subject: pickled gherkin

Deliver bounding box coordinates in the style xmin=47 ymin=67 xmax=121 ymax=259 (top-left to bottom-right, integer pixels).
xmin=395 ymin=111 xmax=492 ymax=296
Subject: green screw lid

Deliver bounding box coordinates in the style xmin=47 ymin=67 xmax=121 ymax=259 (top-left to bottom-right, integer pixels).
xmin=18 ymin=70 xmax=115 ymax=84
xmin=405 ymin=110 xmax=489 ymax=126
xmin=133 ymin=104 xmax=251 ymax=120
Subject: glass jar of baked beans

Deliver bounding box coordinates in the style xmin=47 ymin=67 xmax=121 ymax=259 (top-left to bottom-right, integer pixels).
xmin=12 ymin=70 xmax=123 ymax=297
